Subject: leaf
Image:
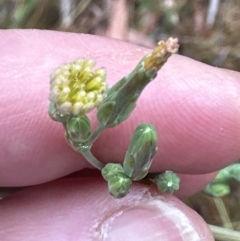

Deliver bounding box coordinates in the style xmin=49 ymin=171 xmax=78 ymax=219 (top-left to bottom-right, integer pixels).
xmin=97 ymin=101 xmax=116 ymax=126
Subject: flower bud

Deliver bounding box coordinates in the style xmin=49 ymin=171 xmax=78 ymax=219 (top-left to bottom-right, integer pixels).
xmin=123 ymin=124 xmax=158 ymax=181
xmin=101 ymin=163 xmax=125 ymax=181
xmin=155 ymin=171 xmax=180 ymax=193
xmin=96 ymin=68 xmax=153 ymax=128
xmin=144 ymin=37 xmax=179 ymax=71
xmin=102 ymin=163 xmax=132 ymax=198
xmin=107 ymin=173 xmax=132 ymax=198
xmin=66 ymin=115 xmax=91 ymax=142
xmin=97 ymin=38 xmax=178 ymax=128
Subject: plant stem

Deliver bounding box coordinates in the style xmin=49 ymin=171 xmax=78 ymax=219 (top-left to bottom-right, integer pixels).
xmin=78 ymin=124 xmax=105 ymax=170
xmin=80 ymin=149 xmax=104 ymax=170
xmin=87 ymin=124 xmax=105 ymax=145
xmin=209 ymin=224 xmax=240 ymax=241
xmin=213 ymin=197 xmax=233 ymax=230
xmin=65 ymin=122 xmax=106 ymax=170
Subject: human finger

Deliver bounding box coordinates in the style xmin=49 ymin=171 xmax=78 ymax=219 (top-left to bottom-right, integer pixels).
xmin=0 ymin=177 xmax=214 ymax=241
xmin=0 ymin=30 xmax=239 ymax=186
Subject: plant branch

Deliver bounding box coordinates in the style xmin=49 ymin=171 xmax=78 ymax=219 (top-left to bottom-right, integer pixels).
xmin=80 ymin=149 xmax=104 ymax=170
xmin=209 ymin=224 xmax=240 ymax=241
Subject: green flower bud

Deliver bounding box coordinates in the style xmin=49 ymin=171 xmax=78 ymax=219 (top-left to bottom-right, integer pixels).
xmin=155 ymin=171 xmax=180 ymax=193
xmin=66 ymin=115 xmax=91 ymax=142
xmin=97 ymin=38 xmax=179 ymax=128
xmin=107 ymin=173 xmax=132 ymax=198
xmin=123 ymin=124 xmax=158 ymax=181
xmin=204 ymin=183 xmax=230 ymax=197
xmin=97 ymin=68 xmax=154 ymax=128
xmin=101 ymin=163 xmax=125 ymax=181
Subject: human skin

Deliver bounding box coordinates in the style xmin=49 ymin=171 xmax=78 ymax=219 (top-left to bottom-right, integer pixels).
xmin=0 ymin=30 xmax=240 ymax=240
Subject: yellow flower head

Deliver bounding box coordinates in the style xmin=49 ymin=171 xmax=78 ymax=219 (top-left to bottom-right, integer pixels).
xmin=49 ymin=58 xmax=107 ymax=116
xmin=144 ymin=37 xmax=179 ymax=71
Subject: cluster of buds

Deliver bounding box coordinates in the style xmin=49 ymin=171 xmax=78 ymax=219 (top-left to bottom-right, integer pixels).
xmin=102 ymin=163 xmax=132 ymax=198
xmin=49 ymin=58 xmax=107 ymax=117
xmin=49 ymin=37 xmax=181 ymax=198
xmin=101 ymin=123 xmax=158 ymax=198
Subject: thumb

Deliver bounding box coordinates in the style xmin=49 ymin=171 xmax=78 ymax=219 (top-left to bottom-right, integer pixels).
xmin=0 ymin=178 xmax=214 ymax=241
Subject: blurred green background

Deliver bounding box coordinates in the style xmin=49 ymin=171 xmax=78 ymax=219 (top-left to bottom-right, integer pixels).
xmin=1 ymin=0 xmax=240 ymax=70
xmin=1 ymin=1 xmax=240 ymax=240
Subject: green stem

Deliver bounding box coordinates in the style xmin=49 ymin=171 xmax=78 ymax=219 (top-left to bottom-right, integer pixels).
xmin=64 ymin=121 xmax=105 ymax=170
xmin=213 ymin=197 xmax=233 ymax=230
xmin=80 ymin=149 xmax=104 ymax=170
xmin=209 ymin=224 xmax=240 ymax=241
xmin=86 ymin=124 xmax=105 ymax=145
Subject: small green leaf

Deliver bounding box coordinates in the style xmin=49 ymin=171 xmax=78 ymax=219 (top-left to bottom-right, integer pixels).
xmin=204 ymin=183 xmax=230 ymax=197
xmin=116 ymin=95 xmax=137 ymax=125
xmin=107 ymin=77 xmax=127 ymax=97
xmin=97 ymin=101 xmax=116 ymax=126
xmin=229 ymin=163 xmax=240 ymax=182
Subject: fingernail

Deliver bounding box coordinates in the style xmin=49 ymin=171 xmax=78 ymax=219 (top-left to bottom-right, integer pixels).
xmin=97 ymin=197 xmax=202 ymax=241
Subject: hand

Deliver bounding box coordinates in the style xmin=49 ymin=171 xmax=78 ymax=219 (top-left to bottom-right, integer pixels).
xmin=0 ymin=30 xmax=239 ymax=240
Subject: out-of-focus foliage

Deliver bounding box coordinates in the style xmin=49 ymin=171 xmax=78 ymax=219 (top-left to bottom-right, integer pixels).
xmin=1 ymin=0 xmax=239 ymax=70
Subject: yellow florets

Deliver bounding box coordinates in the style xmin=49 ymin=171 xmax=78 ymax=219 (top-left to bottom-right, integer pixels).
xmin=144 ymin=37 xmax=179 ymax=71
xmin=49 ymin=58 xmax=107 ymax=116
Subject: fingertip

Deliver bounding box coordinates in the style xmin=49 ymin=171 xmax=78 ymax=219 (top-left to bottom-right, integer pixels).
xmin=0 ymin=178 xmax=214 ymax=241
